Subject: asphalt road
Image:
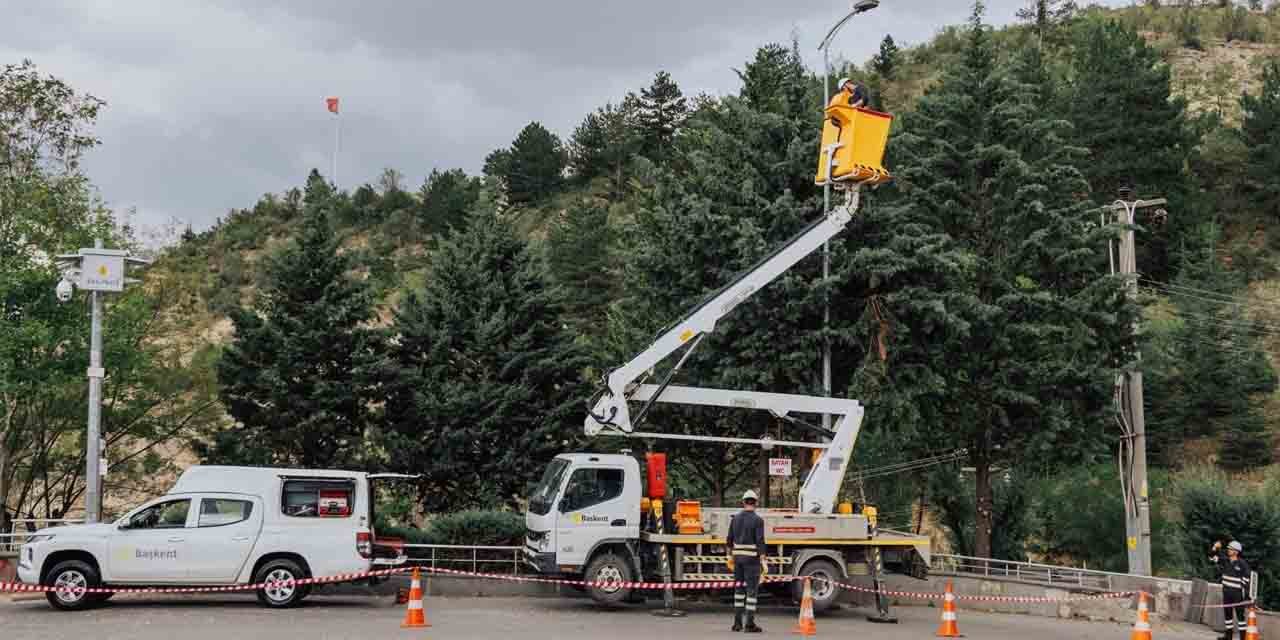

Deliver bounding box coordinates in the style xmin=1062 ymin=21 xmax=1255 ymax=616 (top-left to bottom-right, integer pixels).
xmin=1 ymin=593 xmax=1221 ymax=640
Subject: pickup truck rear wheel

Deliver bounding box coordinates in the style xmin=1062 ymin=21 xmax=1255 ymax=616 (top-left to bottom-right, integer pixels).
xmin=585 ymin=552 xmax=633 ymax=607
xmin=45 ymin=560 xmax=101 ymax=611
xmin=793 ymin=559 xmax=843 ymax=614
xmin=255 ymin=559 xmax=308 ymax=608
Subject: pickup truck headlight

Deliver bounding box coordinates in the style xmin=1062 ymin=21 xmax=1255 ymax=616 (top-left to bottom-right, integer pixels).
xmin=23 ymin=535 xmax=54 ymax=544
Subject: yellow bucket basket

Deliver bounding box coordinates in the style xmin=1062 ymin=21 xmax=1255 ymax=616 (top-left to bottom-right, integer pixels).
xmin=815 ymin=105 xmax=893 ymax=186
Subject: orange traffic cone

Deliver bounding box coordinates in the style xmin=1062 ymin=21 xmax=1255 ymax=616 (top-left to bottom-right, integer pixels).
xmin=937 ymin=579 xmax=962 ymax=637
xmin=1129 ymin=591 xmax=1151 ymax=640
xmin=1245 ymin=607 xmax=1261 ymax=640
xmin=401 ymin=567 xmax=431 ymax=628
xmin=792 ymin=576 xmax=817 ymax=636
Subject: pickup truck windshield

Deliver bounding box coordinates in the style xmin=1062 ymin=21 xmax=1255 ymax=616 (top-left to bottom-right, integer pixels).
xmin=528 ymin=459 xmax=570 ymax=516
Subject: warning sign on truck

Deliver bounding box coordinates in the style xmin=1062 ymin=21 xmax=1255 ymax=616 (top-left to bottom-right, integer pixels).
xmin=773 ymin=526 xmax=816 ymax=534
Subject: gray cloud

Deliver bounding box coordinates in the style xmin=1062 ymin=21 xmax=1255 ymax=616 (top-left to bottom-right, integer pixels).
xmin=1 ymin=1 xmax=1125 ymax=234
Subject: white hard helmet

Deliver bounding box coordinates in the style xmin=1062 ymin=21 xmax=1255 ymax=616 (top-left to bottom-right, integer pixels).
xmin=1229 ymin=541 xmax=1243 ymax=553
xmin=836 ymin=77 xmax=852 ymax=90
xmin=742 ymin=490 xmax=759 ymax=502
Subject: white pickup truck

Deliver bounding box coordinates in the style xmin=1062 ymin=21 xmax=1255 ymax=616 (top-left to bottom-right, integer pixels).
xmin=18 ymin=465 xmax=411 ymax=610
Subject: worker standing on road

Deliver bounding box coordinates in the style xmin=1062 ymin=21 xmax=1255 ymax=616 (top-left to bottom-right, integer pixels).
xmin=1211 ymin=539 xmax=1252 ymax=640
xmin=728 ymin=489 xmax=767 ymax=633
xmin=828 ymin=77 xmax=868 ymax=109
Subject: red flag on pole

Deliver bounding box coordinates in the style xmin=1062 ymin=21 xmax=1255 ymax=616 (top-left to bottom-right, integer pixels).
xmin=326 ymin=97 xmax=339 ymax=114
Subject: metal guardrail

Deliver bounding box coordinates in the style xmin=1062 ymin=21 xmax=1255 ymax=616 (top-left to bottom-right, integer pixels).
xmin=930 ymin=553 xmax=1193 ymax=591
xmin=2 ymin=519 xmax=85 ymax=552
xmin=401 ymin=544 xmax=524 ymax=575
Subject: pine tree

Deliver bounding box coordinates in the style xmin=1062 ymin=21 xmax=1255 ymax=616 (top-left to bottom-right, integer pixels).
xmin=851 ymin=2 xmax=1135 ymax=559
xmin=636 ymin=71 xmax=688 ymax=160
xmin=1241 ymin=58 xmax=1280 ymax=221
xmin=384 ymin=210 xmax=590 ymax=511
xmin=503 ymin=121 xmax=567 ymax=206
xmin=1141 ymin=225 xmax=1277 ymax=468
xmin=870 ymin=35 xmax=900 ymax=80
xmin=545 ymin=196 xmax=616 ymax=341
xmin=418 ymin=168 xmax=481 ymax=233
xmin=1016 ymin=0 xmax=1078 ymax=46
xmin=736 ymin=42 xmax=808 ymax=119
xmin=568 ymin=100 xmax=641 ymax=195
xmin=1064 ymin=17 xmax=1197 ymax=279
xmin=210 ymin=205 xmax=381 ymax=467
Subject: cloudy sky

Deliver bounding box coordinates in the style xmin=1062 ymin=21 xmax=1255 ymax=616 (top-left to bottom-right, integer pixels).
xmin=4 ymin=1 xmax=1126 ymax=234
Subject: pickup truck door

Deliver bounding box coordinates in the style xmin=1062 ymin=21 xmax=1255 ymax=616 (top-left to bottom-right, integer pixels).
xmin=185 ymin=495 xmax=264 ymax=583
xmin=555 ymin=465 xmax=632 ymax=569
xmin=107 ymin=497 xmax=196 ymax=583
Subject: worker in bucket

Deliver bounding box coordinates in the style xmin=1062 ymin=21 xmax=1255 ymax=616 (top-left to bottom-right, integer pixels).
xmin=828 ymin=77 xmax=868 ymax=109
xmin=1210 ymin=539 xmax=1252 ymax=640
xmin=727 ymin=489 xmax=767 ymax=633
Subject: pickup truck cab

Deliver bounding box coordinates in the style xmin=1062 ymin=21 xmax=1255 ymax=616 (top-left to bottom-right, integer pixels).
xmin=18 ymin=465 xmax=410 ymax=610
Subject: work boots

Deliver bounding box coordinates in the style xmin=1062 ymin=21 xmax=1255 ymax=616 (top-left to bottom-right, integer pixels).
xmin=731 ymin=610 xmax=743 ymax=632
xmin=743 ymin=613 xmax=763 ymax=633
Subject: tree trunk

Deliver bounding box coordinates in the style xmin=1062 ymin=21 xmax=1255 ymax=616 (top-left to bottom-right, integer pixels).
xmin=974 ymin=451 xmax=994 ymax=561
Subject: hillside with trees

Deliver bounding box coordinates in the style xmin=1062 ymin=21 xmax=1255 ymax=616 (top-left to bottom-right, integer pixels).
xmin=11 ymin=1 xmax=1280 ymax=596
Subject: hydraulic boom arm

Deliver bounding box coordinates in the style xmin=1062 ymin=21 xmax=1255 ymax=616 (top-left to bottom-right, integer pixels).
xmin=585 ymin=189 xmax=861 ymax=436
xmin=584 ymin=188 xmax=867 ymax=513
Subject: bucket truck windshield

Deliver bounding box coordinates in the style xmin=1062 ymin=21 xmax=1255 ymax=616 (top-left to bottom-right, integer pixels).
xmin=529 ymin=458 xmax=570 ymax=515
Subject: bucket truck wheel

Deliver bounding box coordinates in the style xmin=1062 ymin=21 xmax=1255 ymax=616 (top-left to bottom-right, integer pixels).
xmin=585 ymin=552 xmax=634 ymax=607
xmin=793 ymin=559 xmax=842 ymax=614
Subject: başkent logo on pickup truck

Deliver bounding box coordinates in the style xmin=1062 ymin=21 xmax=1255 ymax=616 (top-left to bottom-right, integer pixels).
xmin=571 ymin=514 xmax=611 ymax=524
xmin=114 ymin=547 xmax=178 ymax=561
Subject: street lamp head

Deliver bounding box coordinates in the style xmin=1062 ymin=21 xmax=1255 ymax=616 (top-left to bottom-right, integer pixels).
xmin=853 ymin=0 xmax=880 ymax=13
xmin=56 ymin=278 xmax=74 ymax=303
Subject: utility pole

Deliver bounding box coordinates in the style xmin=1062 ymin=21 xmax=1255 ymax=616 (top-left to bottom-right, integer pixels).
xmin=86 ymin=240 xmax=104 ymax=524
xmin=55 ymin=242 xmax=150 ymax=524
xmin=1104 ymin=187 xmax=1166 ymax=577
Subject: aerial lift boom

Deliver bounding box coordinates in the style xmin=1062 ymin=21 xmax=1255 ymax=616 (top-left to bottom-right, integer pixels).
xmin=585 ymin=189 xmax=867 ymax=514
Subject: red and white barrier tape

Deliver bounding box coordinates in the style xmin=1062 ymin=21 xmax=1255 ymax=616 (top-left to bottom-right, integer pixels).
xmin=817 ymin=577 xmax=1137 ymax=603
xmin=0 ymin=564 xmax=1146 ymax=605
xmin=0 ymin=566 xmax=416 ymax=595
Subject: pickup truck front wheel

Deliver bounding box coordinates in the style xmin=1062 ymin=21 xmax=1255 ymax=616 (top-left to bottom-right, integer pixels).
xmin=45 ymin=560 xmax=101 ymax=611
xmin=255 ymin=559 xmax=309 ymax=608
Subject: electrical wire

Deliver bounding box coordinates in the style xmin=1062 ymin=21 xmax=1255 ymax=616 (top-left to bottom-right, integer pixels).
xmin=1144 ymin=280 xmax=1280 ymax=314
xmin=847 ymin=449 xmax=968 ymax=483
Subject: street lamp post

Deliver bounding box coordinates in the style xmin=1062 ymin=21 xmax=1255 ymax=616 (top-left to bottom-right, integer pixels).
xmin=55 ymin=240 xmax=150 ymax=524
xmin=817 ymin=0 xmax=879 ymax=431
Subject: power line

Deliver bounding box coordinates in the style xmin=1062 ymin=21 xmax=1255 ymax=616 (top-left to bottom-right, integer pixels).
xmin=848 ymin=449 xmax=967 ymax=483
xmin=1160 ymin=309 xmax=1280 ymax=336
xmin=1144 ymin=279 xmax=1280 ymax=314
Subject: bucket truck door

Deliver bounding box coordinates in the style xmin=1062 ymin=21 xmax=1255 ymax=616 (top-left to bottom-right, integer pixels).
xmin=554 ymin=464 xmax=635 ymax=569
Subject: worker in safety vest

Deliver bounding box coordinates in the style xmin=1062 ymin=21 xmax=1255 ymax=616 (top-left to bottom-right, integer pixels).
xmin=727 ymin=489 xmax=767 ymax=633
xmin=1211 ymin=539 xmax=1252 ymax=640
xmin=828 ymin=77 xmax=868 ymax=109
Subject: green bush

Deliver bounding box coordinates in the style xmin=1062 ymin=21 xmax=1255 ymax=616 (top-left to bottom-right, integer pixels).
xmin=1024 ymin=464 xmax=1182 ymax=575
xmin=1176 ymin=468 xmax=1280 ymax=608
xmin=378 ymin=510 xmax=525 ymax=547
